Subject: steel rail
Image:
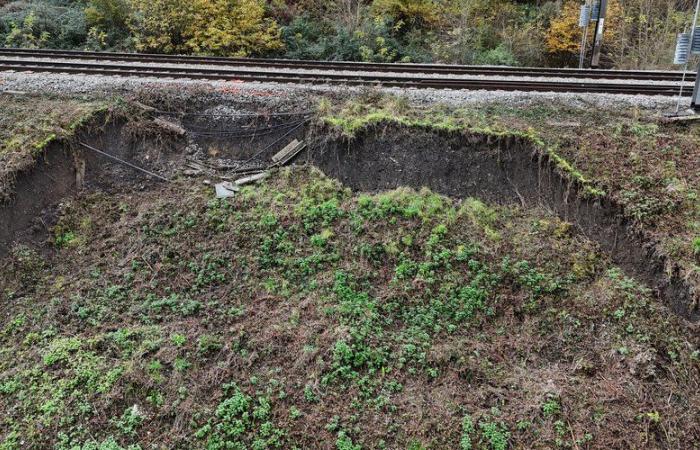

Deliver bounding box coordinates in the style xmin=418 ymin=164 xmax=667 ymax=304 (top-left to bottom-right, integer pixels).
xmin=0 ymin=47 xmax=691 ymax=82
xmin=0 ymin=59 xmax=689 ymax=96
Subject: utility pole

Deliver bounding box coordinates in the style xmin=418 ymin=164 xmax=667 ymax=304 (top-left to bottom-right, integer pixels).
xmin=590 ymin=0 xmax=608 ymax=68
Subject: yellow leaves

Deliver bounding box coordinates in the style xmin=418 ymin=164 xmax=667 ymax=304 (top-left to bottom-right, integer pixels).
xmin=371 ymin=0 xmax=443 ymax=30
xmin=545 ymin=0 xmax=623 ymax=55
xmin=545 ymin=1 xmax=585 ymax=54
xmin=129 ymin=0 xmax=282 ymax=56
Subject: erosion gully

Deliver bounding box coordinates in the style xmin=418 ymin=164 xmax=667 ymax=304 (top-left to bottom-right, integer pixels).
xmin=0 ymin=113 xmax=696 ymax=323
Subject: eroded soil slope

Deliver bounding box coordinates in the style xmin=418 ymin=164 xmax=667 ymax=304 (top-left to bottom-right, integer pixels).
xmin=1 ymin=168 xmax=698 ymax=449
xmin=321 ymin=95 xmax=700 ymax=302
xmin=0 ymin=94 xmax=109 ymax=199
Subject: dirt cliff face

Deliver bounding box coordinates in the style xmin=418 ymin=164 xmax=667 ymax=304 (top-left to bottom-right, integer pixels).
xmin=306 ymin=124 xmax=697 ymax=321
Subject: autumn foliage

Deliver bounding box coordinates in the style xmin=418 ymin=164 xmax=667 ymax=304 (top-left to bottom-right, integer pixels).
xmin=129 ymin=0 xmax=282 ymax=56
xmin=0 ymin=0 xmax=696 ymax=68
xmin=546 ymin=0 xmax=623 ymax=61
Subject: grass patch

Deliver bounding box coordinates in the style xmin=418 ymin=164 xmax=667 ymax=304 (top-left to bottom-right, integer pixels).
xmin=0 ymin=94 xmax=110 ymax=158
xmin=1 ymin=167 xmax=697 ymax=448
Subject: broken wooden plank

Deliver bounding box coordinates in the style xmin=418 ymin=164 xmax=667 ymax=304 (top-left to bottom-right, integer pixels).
xmin=186 ymin=160 xmax=209 ymax=170
xmin=277 ymin=142 xmax=306 ymax=166
xmin=228 ymin=167 xmax=268 ymax=175
xmin=271 ymin=139 xmax=299 ymax=163
xmin=234 ymin=171 xmax=269 ymax=186
xmin=272 ymin=140 xmax=306 ymax=166
xmin=662 ymin=114 xmax=700 ymax=123
xmin=132 ymin=101 xmax=157 ymax=112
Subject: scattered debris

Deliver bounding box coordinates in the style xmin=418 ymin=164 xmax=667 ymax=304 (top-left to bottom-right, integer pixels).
xmin=184 ymin=134 xmax=306 ymax=183
xmin=185 ymin=142 xmax=203 ymax=157
xmin=272 ymin=139 xmax=306 ymax=165
xmin=235 ymin=171 xmax=269 ymax=186
xmin=184 ymin=156 xmax=267 ymax=177
xmin=184 ymin=160 xmax=208 ymax=175
xmin=132 ymin=101 xmax=157 ymax=112
xmin=661 ymin=113 xmax=700 ymax=123
xmin=215 ymin=181 xmax=240 ymax=198
xmin=545 ymin=120 xmax=581 ymax=127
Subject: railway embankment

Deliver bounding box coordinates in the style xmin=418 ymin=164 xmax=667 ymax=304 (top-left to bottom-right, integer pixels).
xmin=0 ymin=89 xmax=698 ymax=449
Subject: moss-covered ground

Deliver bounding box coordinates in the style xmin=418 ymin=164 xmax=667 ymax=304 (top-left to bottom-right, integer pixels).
xmin=1 ymin=166 xmax=698 ymax=449
xmin=0 ymin=94 xmax=118 ymax=201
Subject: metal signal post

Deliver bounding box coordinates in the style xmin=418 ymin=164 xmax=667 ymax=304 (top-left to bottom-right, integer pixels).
xmin=692 ymin=69 xmax=700 ymax=112
xmin=578 ymin=2 xmax=591 ymax=68
xmin=590 ymin=0 xmax=608 ymax=68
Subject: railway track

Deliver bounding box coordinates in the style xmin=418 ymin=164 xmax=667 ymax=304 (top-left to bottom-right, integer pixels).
xmin=0 ymin=48 xmax=692 ymax=96
xmin=0 ymin=47 xmax=692 ymax=82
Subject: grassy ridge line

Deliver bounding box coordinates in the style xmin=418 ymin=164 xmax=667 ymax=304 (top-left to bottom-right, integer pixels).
xmin=0 ymin=96 xmax=124 ymax=201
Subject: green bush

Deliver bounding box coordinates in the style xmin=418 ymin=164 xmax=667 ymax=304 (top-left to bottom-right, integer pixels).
xmin=280 ymin=13 xmax=427 ymax=62
xmin=84 ymin=0 xmax=131 ymax=50
xmin=474 ymin=44 xmax=519 ymax=66
xmin=1 ymin=1 xmax=87 ymax=49
xmin=280 ymin=15 xmax=330 ymax=60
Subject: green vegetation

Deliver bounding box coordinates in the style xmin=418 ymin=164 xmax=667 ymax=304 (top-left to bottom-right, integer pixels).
xmin=0 ymin=91 xmax=697 ymax=448
xmin=0 ymin=0 xmax=694 ymax=68
xmin=129 ymin=0 xmax=282 ymax=56
xmin=1 ymin=166 xmax=698 ymax=448
xmin=460 ymin=415 xmax=474 ymax=450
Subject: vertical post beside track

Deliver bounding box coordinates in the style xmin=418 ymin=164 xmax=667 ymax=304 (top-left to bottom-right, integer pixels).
xmin=590 ymin=0 xmax=608 ymax=68
xmin=689 ymin=0 xmax=700 ymax=111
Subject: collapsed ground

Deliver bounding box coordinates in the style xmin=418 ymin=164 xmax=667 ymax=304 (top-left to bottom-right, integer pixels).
xmin=0 ymin=94 xmax=112 ymax=201
xmin=0 ymin=91 xmax=699 ymax=449
xmin=320 ymin=95 xmax=700 ymax=289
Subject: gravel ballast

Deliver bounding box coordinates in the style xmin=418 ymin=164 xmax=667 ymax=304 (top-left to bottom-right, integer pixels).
xmin=0 ymin=69 xmax=689 ymax=113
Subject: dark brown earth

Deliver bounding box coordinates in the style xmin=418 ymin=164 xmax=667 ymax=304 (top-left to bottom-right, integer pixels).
xmin=306 ymin=124 xmax=698 ymax=321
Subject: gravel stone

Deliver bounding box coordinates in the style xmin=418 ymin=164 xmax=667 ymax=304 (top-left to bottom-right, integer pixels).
xmin=0 ymin=69 xmax=690 ymax=113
